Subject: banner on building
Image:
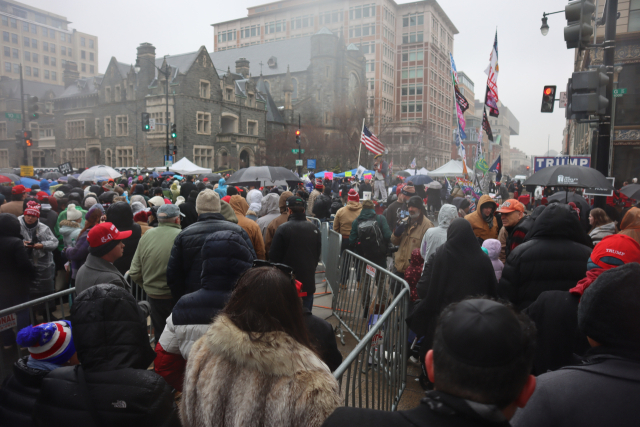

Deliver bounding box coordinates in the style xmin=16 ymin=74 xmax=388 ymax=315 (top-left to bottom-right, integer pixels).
xmin=533 ymin=156 xmax=591 ymax=172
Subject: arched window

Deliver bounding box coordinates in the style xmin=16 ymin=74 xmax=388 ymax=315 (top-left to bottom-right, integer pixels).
xmin=292 ymin=78 xmax=298 ymax=100
xmin=221 ymin=113 xmax=239 ymax=133
xmin=218 ymin=149 xmax=229 ymax=169
xmin=104 ymin=148 xmax=112 ymax=167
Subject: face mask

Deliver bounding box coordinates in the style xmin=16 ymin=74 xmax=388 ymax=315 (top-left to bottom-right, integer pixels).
xmin=409 ymin=212 xmax=420 ymax=219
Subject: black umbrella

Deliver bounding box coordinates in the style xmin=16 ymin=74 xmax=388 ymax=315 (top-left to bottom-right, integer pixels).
xmin=226 ymin=166 xmax=302 ymax=187
xmin=406 ymin=174 xmax=433 ymax=185
xmin=42 ymin=171 xmax=62 ymax=180
xmin=199 ymin=173 xmax=223 ymax=182
xmin=547 ymin=191 xmax=591 ymax=212
xmin=396 ymin=171 xmax=411 ymax=178
xmin=523 ymin=165 xmax=613 ymax=189
xmin=620 ymin=184 xmax=640 ymax=201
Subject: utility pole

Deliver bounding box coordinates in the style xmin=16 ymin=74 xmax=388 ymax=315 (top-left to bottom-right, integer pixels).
xmin=297 ymin=114 xmax=301 ymax=176
xmin=19 ymin=64 xmax=27 ymax=166
xmin=165 ymin=63 xmax=170 ymax=171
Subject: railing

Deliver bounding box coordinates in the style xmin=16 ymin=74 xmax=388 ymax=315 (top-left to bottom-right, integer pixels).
xmin=331 ymin=250 xmax=410 ymax=411
xmin=320 ymin=222 xmax=342 ymax=294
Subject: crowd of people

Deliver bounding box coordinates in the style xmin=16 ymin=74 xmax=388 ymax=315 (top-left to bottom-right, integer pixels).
xmin=0 ymin=166 xmax=639 ymax=427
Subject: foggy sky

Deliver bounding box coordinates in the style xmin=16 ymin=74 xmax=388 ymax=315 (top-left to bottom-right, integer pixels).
xmin=31 ymin=0 xmax=575 ymax=157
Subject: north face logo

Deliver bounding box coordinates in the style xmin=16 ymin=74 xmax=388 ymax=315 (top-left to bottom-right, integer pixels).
xmin=112 ymin=400 xmax=127 ymax=409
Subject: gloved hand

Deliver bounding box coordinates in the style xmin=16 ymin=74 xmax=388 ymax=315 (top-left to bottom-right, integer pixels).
xmin=137 ymin=300 xmax=151 ymax=318
xmin=394 ymin=222 xmax=407 ymax=237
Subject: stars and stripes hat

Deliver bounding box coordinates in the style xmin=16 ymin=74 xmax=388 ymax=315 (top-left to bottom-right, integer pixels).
xmin=16 ymin=320 xmax=76 ymax=365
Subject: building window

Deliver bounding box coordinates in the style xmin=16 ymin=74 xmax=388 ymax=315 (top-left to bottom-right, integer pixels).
xmin=51 ymin=57 xmax=56 ymax=66
xmin=0 ymin=122 xmax=6 ymax=139
xmin=225 ymin=88 xmax=233 ymax=101
xmin=31 ymin=150 xmax=45 ymax=167
xmin=116 ymin=115 xmax=128 ymax=136
xmin=46 ymin=102 xmax=53 ymax=114
xmin=291 ymin=14 xmax=314 ymax=29
xmin=61 ymin=46 xmax=66 ymax=55
xmin=149 ymin=111 xmax=171 ymax=133
xmin=81 ymin=63 xmax=86 ymax=72
xmin=0 ymin=149 xmax=8 ymax=168
xmin=23 ymin=36 xmax=29 ymax=47
xmin=197 ymin=112 xmax=211 ymax=134
xmin=11 ymin=48 xmax=17 ymax=58
xmin=3 ymin=46 xmax=8 ymax=57
xmin=241 ymin=24 xmax=261 ymax=38
xmin=402 ymin=49 xmax=424 ymax=61
xmin=11 ymin=33 xmax=17 ymax=44
xmin=104 ymin=117 xmax=112 ymax=137
xmin=221 ymin=114 xmax=239 ymax=133
xmin=105 ymin=87 xmax=111 ymax=102
xmin=366 ymin=60 xmax=375 ymax=72
xmin=402 ymin=13 xmax=424 ymax=27
xmin=43 ymin=41 xmax=48 ymax=51
xmin=10 ymin=18 xmax=16 ymax=28
xmin=217 ymin=29 xmax=236 ymax=43
xmin=81 ymin=37 xmax=85 ymax=46
xmin=68 ymin=48 xmax=72 ymax=56
xmin=32 ymin=53 xmax=38 ymax=63
xmin=25 ymin=51 xmax=31 ymax=61
xmin=12 ymin=63 xmax=19 ymax=74
xmin=81 ymin=50 xmax=86 ymax=59
xmin=31 ymin=39 xmax=37 ymax=49
xmin=401 ymin=67 xmax=424 ymax=79
xmin=44 ymin=70 xmax=49 ymax=79
xmin=89 ymin=39 xmax=94 ymax=48
xmin=33 ymin=68 xmax=39 ymax=77
xmin=193 ymin=146 xmax=213 ymax=168
xmin=116 ymin=147 xmax=134 ymax=167
xmin=50 ymin=44 xmax=55 ymax=53
xmin=69 ymin=149 xmax=86 ymax=168
xmin=247 ymin=120 xmax=258 ymax=136
xmin=51 ymin=71 xmax=56 ymax=81
xmin=90 ymin=52 xmax=94 ymax=61
xmin=265 ymin=19 xmax=286 ymax=34
xmin=4 ymin=62 xmax=11 ymax=72
xmin=319 ymin=9 xmax=343 ymax=24
xmin=104 ymin=148 xmax=112 ymax=167
xmin=90 ymin=65 xmax=94 ymax=73
xmin=66 ymin=120 xmax=85 ymax=139
xmin=630 ymin=0 xmax=640 ymax=32
xmin=94 ymin=118 xmax=99 ymax=136
xmin=348 ymin=23 xmax=376 ymax=38
xmin=402 ymin=31 xmax=424 ymax=44
xmin=200 ymin=80 xmax=210 ymax=98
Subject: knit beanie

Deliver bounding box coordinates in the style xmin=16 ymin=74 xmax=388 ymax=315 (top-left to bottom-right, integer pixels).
xmin=196 ymin=189 xmax=221 ymax=214
xmin=54 ymin=190 xmax=65 ymax=199
xmin=148 ymin=196 xmax=165 ymax=207
xmin=401 ymin=185 xmax=416 ymax=197
xmin=24 ymin=201 xmax=41 ymax=218
xmin=83 ymin=195 xmax=98 ymax=210
xmin=66 ymin=204 xmax=82 ymax=221
xmin=130 ymin=202 xmax=146 ymax=215
xmin=362 ymin=200 xmax=375 ymax=209
xmin=348 ymin=188 xmax=360 ymax=202
xmin=16 ymin=320 xmax=76 ymax=365
xmin=578 ymin=263 xmax=640 ymax=351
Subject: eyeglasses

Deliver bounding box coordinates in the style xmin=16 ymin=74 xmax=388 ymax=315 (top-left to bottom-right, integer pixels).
xmin=252 ymin=259 xmax=294 ymax=279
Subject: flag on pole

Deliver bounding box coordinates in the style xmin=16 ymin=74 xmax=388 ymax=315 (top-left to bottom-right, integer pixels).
xmin=360 ymin=125 xmax=386 ymax=155
xmin=484 ymin=31 xmax=500 ymax=117
xmin=410 ymin=157 xmax=417 ymax=169
xmin=455 ymin=87 xmax=469 ymax=113
xmin=477 ymin=126 xmax=484 ymax=160
xmin=489 ymin=155 xmax=501 ymax=173
xmin=482 ymin=109 xmax=494 ymax=142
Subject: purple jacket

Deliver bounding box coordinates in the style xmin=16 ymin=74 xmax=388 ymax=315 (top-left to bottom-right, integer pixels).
xmin=482 ymin=238 xmax=504 ymax=281
xmin=64 ymin=229 xmax=90 ymax=279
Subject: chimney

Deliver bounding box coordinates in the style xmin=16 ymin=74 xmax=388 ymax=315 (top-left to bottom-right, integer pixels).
xmin=63 ymin=61 xmax=80 ymax=88
xmin=235 ymin=57 xmax=250 ymax=78
xmin=136 ymin=43 xmax=156 ymax=89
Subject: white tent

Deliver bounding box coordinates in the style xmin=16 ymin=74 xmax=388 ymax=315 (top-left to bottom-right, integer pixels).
xmin=169 ymin=157 xmax=212 ymax=175
xmin=428 ymin=160 xmax=475 ymax=179
xmin=402 ymin=167 xmax=430 ymax=176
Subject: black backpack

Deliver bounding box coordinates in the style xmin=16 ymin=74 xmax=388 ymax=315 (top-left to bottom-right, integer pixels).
xmin=330 ymin=197 xmax=343 ymax=215
xmin=356 ymin=218 xmax=386 ymax=259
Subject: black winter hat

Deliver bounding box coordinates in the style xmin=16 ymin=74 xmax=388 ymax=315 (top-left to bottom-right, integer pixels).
xmin=578 ymin=262 xmax=640 ymax=351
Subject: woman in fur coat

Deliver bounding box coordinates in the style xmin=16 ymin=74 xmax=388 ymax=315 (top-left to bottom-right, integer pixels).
xmin=180 ymin=266 xmax=341 ymax=427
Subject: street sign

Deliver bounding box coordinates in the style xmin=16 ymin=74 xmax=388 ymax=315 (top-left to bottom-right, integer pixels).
xmin=584 ymin=177 xmax=615 ymax=197
xmin=164 ymin=155 xmax=174 ymax=168
xmin=295 ymin=159 xmax=303 ymax=167
xmin=20 ymin=165 xmax=34 ymax=177
xmin=149 ymin=118 xmax=156 ymax=131
xmin=307 ymin=159 xmax=316 ymax=169
xmin=5 ymin=112 xmax=22 ymax=121
xmin=292 ymin=149 xmax=306 ymax=154
xmin=559 ymin=92 xmax=567 ymax=108
xmin=58 ymin=162 xmax=73 ymax=175
xmin=613 ymin=88 xmax=627 ymax=98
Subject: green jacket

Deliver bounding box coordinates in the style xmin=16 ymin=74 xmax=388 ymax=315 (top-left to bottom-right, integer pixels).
xmin=349 ymin=208 xmax=392 ymax=248
xmin=54 ymin=207 xmax=87 ymax=250
xmin=129 ymin=222 xmax=181 ymax=297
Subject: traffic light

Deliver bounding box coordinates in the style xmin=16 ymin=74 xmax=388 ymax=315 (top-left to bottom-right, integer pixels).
xmin=295 ymin=129 xmax=301 ymax=145
xmin=141 ymin=112 xmax=150 ymax=132
xmin=23 ymin=130 xmax=32 ymax=147
xmin=570 ymin=66 xmax=609 ymax=116
xmin=564 ymin=0 xmax=595 ymax=49
xmin=172 ymin=145 xmax=178 ymax=159
xmin=541 ymin=85 xmax=556 ymax=113
xmin=170 ymin=123 xmax=177 ymax=139
xmin=27 ymin=96 xmax=39 ymax=120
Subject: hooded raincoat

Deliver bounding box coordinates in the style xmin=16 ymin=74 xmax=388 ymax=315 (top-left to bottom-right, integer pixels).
xmin=18 ymin=215 xmax=58 ymax=296
xmin=333 ymin=201 xmax=363 ymax=238
xmin=106 ymin=202 xmax=142 ymax=275
xmin=214 ymin=178 xmax=227 ymax=198
xmin=247 ymin=189 xmax=263 ymax=213
xmin=229 ymin=195 xmax=266 ymax=260
xmin=419 ymin=204 xmax=457 ymax=261
xmin=256 ymin=193 xmax=281 ymax=236
xmin=464 ymin=194 xmax=498 ymax=241
xmin=619 ymin=207 xmax=640 ymax=246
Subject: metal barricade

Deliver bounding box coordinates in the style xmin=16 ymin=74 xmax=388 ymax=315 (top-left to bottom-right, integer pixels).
xmin=307 ymin=216 xmax=322 ymax=229
xmin=331 ymin=250 xmax=410 ymax=411
xmin=320 ymin=222 xmax=343 ymax=294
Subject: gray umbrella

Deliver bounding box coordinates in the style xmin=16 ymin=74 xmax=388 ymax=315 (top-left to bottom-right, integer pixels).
xmin=226 ymin=166 xmax=302 ymax=187
xmin=620 ymin=184 xmax=640 ymax=200
xmin=547 ymin=191 xmax=591 ymax=212
xmin=523 ymin=165 xmax=613 ymax=189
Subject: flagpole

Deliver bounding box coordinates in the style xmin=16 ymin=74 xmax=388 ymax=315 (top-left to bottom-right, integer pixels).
xmin=357 ymin=118 xmax=365 ymax=169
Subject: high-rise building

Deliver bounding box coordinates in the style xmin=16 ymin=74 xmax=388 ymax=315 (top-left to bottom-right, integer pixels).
xmin=212 ymin=0 xmax=457 ymax=170
xmin=0 ymin=0 xmax=99 ymax=85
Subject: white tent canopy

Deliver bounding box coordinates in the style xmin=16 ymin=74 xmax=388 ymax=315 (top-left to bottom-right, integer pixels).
xmin=169 ymin=157 xmax=212 ymax=175
xmin=402 ymin=167 xmax=430 ymax=176
xmin=428 ymin=160 xmax=475 ymax=179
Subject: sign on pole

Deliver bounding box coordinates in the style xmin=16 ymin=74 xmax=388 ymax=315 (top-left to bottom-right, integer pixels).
xmin=295 ymin=159 xmax=303 ymax=167
xmin=307 ymin=159 xmax=316 ymax=169
xmin=559 ymin=92 xmax=567 ymax=108
xmin=613 ymin=88 xmax=627 ymax=98
xmin=584 ymin=177 xmax=615 ymax=197
xmin=20 ymin=165 xmax=34 ymax=177
xmin=5 ymin=112 xmax=22 ymax=121
xmin=149 ymin=118 xmax=156 ymax=131
xmin=58 ymin=162 xmax=73 ymax=175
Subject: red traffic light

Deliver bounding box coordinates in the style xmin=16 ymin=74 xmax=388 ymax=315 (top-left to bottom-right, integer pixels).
xmin=544 ymin=87 xmax=554 ymax=96
xmin=25 ymin=139 xmax=32 ymax=147
xmin=295 ymin=130 xmax=301 ymax=136
xmin=526 ymin=166 xmax=530 ymax=170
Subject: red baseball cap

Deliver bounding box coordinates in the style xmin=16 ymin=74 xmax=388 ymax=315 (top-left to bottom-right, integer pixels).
xmin=36 ymin=191 xmax=49 ymax=201
xmin=591 ymin=234 xmax=640 ymax=269
xmin=11 ymin=184 xmax=28 ymax=195
xmin=87 ymin=222 xmax=132 ymax=248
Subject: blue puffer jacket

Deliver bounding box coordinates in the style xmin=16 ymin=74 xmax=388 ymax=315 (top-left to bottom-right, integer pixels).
xmin=215 ymin=178 xmax=227 ymax=198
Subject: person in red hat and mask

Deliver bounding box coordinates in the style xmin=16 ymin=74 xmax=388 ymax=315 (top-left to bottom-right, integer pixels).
xmin=0 ymin=184 xmax=29 ymax=217
xmin=74 ymin=222 xmax=132 ymax=295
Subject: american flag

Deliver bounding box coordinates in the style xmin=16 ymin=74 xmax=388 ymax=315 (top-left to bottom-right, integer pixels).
xmin=361 ymin=125 xmax=386 ymax=155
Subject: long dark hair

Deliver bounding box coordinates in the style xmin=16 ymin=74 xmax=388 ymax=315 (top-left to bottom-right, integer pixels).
xmin=223 ymin=267 xmax=316 ymax=353
xmin=79 ymin=208 xmax=102 ymax=236
xmin=589 ymin=207 xmax=612 ymax=232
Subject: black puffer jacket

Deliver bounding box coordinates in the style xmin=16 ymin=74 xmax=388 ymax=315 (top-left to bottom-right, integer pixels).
xmin=172 ymin=230 xmax=255 ymax=327
xmin=0 ymin=213 xmax=35 ymax=299
xmin=106 ymin=202 xmax=142 ymax=275
xmin=33 ymin=285 xmax=179 ymax=427
xmin=0 ymin=357 xmax=49 ymax=427
xmin=313 ymin=193 xmax=332 ymax=220
xmin=166 ymin=213 xmax=252 ymax=300
xmin=303 ymin=308 xmax=343 ymax=372
xmin=178 ymin=190 xmax=199 ymax=229
xmin=269 ymin=212 xmax=322 ymax=296
xmin=498 ymin=203 xmax=592 ymax=309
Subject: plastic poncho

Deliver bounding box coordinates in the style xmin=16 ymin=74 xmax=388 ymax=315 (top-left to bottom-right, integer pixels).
xmin=420 ymin=204 xmax=457 ymax=261
xmin=247 ymin=189 xmax=263 ymax=213
xmin=19 ymin=216 xmax=58 ymax=294
xmin=215 ymin=178 xmax=227 ymax=198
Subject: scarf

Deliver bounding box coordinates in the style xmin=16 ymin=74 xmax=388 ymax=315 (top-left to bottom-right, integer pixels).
xmin=422 ymin=391 xmax=508 ymax=425
xmin=25 ymin=219 xmax=39 ymax=230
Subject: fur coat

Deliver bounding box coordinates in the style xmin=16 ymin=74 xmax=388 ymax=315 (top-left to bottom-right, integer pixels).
xmin=180 ymin=315 xmax=340 ymax=427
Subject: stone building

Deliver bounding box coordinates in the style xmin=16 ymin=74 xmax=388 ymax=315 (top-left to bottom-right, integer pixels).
xmin=51 ymin=43 xmax=268 ymax=170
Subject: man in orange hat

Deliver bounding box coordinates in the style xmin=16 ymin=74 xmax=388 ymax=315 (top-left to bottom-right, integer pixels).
xmin=496 ymin=199 xmax=527 ymax=260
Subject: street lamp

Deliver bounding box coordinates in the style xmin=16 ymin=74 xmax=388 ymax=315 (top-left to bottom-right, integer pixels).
xmin=539 ymin=10 xmax=563 ymax=36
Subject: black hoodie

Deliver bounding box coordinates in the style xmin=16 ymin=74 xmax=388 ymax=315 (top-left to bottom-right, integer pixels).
xmin=106 ymin=202 xmax=142 ymax=275
xmin=33 ymin=285 xmax=180 ymax=427
xmin=0 ymin=213 xmax=36 ymax=299
xmin=498 ymin=203 xmax=592 ymax=310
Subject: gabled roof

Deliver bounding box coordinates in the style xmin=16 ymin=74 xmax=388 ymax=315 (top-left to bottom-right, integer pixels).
xmin=256 ymin=75 xmax=284 ymax=124
xmin=209 ymin=36 xmax=312 ymax=77
xmin=154 ymin=50 xmax=198 ymax=82
xmin=0 ymin=78 xmax=65 ymax=100
xmin=115 ymin=61 xmax=133 ymax=78
xmin=53 ymin=76 xmax=104 ymax=100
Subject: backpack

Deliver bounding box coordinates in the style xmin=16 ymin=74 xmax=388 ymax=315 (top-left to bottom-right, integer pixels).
xmin=356 ymin=218 xmax=386 ymax=259
xmin=330 ymin=197 xmax=343 ymax=215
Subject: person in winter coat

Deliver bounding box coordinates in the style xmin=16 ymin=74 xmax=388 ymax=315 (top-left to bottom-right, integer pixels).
xmin=256 ymin=193 xmax=280 ymax=237
xmin=179 ymin=175 xmax=196 ymax=200
xmin=166 ymin=190 xmax=249 ymax=300
xmin=496 ymin=199 xmax=528 ymax=261
xmin=409 ymin=219 xmax=498 ymax=356
xmin=512 ymin=263 xmax=640 ymax=427
xmin=419 ymin=203 xmax=457 ymax=261
xmin=390 ymin=196 xmax=433 ymax=276
xmin=464 ymin=194 xmax=498 ymax=242
xmin=180 ymin=267 xmax=340 ymax=427
xmin=523 ymin=234 xmax=640 ymax=376
xmin=426 ymin=186 xmax=442 ymax=213
xmin=498 ymin=203 xmax=592 ymax=310
xmin=170 ymin=181 xmax=180 ymax=202
xmin=178 ymin=189 xmax=199 ymax=229
xmin=313 ymin=186 xmax=333 ymax=221
xmin=383 ymin=183 xmax=411 ymax=230
xmin=229 ymin=195 xmax=266 ymax=259
xmin=333 ymin=189 xmax=363 ymax=251
xmin=33 ymin=285 xmax=180 ymax=427
xmin=0 ymin=321 xmax=78 ymax=427
xmin=58 ymin=204 xmax=82 ymax=247
xmin=307 ymin=180 xmax=323 ymax=216
xmin=264 ymin=191 xmax=294 ymax=254
xmin=349 ymin=200 xmax=393 ymax=267
xmin=0 ymin=184 xmax=29 ymax=216
xmin=324 ymin=298 xmax=537 ymax=427
xmin=482 ymin=239 xmax=504 ymax=281
xmin=0 ymin=213 xmax=36 ymax=347
xmin=155 ymin=230 xmax=256 ymax=391
xmin=618 ymin=207 xmax=640 ymax=245
xmin=214 ymin=177 xmax=227 ymax=198
xmin=33 ymin=193 xmax=58 ymax=234
xmin=247 ymin=188 xmax=262 ymax=213
xmin=19 ymin=202 xmax=58 ymax=301
xmin=63 ymin=205 xmax=102 ymax=283
xmin=106 ymin=202 xmax=142 ymax=275
xmin=404 ymin=249 xmax=424 ymax=302
xmin=588 ymin=207 xmax=616 ymax=245
xmin=270 ymin=196 xmax=322 ymax=311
